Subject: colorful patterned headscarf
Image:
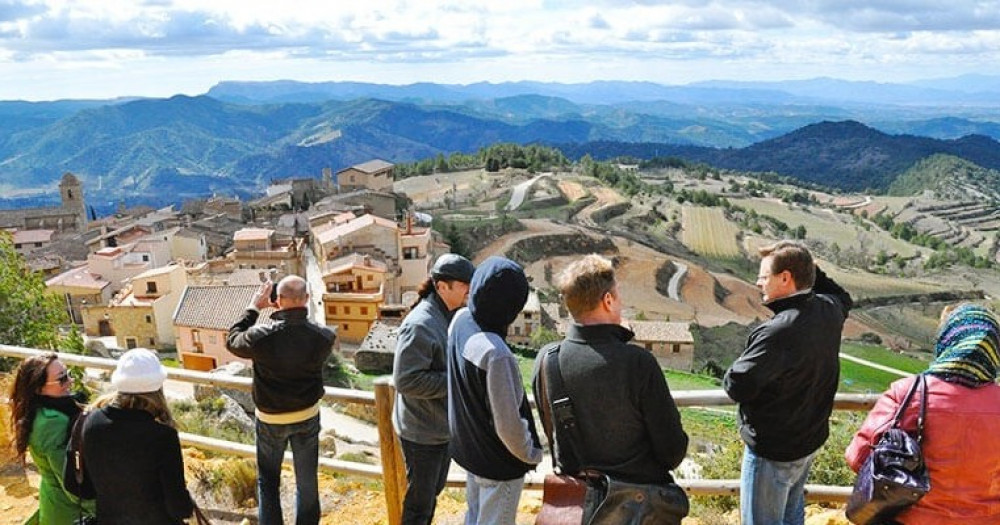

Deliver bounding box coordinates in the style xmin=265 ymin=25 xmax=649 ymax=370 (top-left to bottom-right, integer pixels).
xmin=926 ymin=304 xmax=1000 ymax=387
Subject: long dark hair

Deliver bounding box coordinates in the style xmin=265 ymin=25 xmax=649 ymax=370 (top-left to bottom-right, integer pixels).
xmin=412 ymin=277 xmax=437 ymax=309
xmin=9 ymin=353 xmax=58 ymax=462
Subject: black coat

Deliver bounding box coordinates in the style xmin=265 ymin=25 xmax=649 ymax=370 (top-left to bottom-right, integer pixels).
xmin=226 ymin=307 xmax=335 ymax=414
xmin=81 ymin=406 xmax=193 ymax=525
xmin=724 ymin=268 xmax=852 ymax=461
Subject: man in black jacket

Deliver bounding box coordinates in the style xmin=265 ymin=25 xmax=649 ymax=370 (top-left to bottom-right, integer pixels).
xmin=227 ymin=275 xmax=335 ymax=525
xmin=724 ymin=241 xmax=852 ymax=525
xmin=532 ymin=254 xmax=688 ymax=485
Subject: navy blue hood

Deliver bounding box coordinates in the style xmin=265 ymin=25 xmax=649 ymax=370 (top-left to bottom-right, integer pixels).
xmin=468 ymin=256 xmax=529 ymax=337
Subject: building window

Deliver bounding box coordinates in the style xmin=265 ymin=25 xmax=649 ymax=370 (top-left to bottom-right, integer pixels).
xmin=403 ymin=247 xmax=419 ymax=260
xmin=126 ymin=338 xmax=137 ymax=349
xmin=192 ymin=330 xmax=201 ymax=343
xmin=514 ymin=327 xmax=521 ymax=336
xmin=361 ymin=307 xmax=369 ymax=316
xmin=327 ymin=305 xmax=337 ymax=315
xmin=367 ymin=275 xmax=373 ymax=281
xmin=149 ymin=338 xmax=155 ymax=346
xmin=344 ymin=306 xmax=351 ymax=315
xmin=672 ymin=344 xmax=681 ymax=354
xmin=142 ymin=254 xmax=149 ymax=262
xmin=208 ymin=334 xmax=217 ymax=344
xmin=645 ymin=343 xmax=653 ymax=352
xmin=145 ymin=315 xmax=152 ymax=323
xmin=146 ymin=281 xmax=157 ymax=294
xmin=342 ymin=324 xmax=349 ymax=331
xmin=524 ymin=312 xmax=532 ymax=320
xmin=35 ymin=242 xmax=42 ymax=248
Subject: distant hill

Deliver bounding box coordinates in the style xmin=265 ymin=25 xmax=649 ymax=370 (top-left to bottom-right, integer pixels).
xmin=3 ymin=83 xmax=1000 ymax=202
xmin=889 ymin=154 xmax=1000 ymax=201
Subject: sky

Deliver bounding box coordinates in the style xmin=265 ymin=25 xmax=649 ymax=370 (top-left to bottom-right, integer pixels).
xmin=1 ymin=0 xmax=999 ymax=101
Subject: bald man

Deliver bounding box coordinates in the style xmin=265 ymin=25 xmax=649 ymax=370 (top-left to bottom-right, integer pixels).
xmin=227 ymin=275 xmax=336 ymax=525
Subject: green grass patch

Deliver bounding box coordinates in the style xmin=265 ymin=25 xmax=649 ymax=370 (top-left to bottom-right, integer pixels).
xmin=840 ymin=342 xmax=929 ymax=373
xmin=665 ymin=369 xmax=722 ymax=391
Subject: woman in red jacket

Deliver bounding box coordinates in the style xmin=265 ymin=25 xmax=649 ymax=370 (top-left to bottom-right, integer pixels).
xmin=846 ymin=303 xmax=1000 ymax=524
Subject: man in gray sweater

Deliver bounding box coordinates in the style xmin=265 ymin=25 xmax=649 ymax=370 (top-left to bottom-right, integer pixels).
xmin=392 ymin=253 xmax=474 ymax=525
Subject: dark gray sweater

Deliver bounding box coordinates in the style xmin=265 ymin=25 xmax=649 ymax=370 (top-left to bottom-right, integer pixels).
xmin=533 ymin=323 xmax=689 ymax=484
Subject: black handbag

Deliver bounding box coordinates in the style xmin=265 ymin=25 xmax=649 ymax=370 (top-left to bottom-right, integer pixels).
xmin=587 ymin=473 xmax=689 ymax=525
xmin=846 ymin=374 xmax=930 ymax=525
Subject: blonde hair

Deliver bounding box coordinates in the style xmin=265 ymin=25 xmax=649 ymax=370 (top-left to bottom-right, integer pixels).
xmin=92 ymin=389 xmax=176 ymax=429
xmin=556 ymin=254 xmax=616 ymax=320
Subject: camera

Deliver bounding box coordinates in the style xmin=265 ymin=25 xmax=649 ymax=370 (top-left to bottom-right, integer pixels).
xmin=258 ymin=269 xmax=279 ymax=303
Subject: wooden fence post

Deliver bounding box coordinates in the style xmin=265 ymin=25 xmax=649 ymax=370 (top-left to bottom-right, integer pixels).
xmin=374 ymin=376 xmax=406 ymax=525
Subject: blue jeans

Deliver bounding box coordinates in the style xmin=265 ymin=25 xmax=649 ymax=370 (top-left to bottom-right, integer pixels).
xmin=464 ymin=473 xmax=523 ymax=525
xmin=740 ymin=445 xmax=816 ymax=525
xmin=256 ymin=415 xmax=321 ymax=525
xmin=399 ymin=438 xmax=450 ymax=525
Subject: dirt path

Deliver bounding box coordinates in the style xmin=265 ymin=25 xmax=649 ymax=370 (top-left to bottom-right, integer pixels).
xmin=576 ymin=186 xmax=626 ymax=226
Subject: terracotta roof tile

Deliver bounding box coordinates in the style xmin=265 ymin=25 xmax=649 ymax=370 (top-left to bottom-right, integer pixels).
xmin=173 ymin=285 xmax=275 ymax=330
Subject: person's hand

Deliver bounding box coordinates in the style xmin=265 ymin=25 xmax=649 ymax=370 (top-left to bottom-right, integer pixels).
xmin=253 ymin=282 xmax=276 ymax=310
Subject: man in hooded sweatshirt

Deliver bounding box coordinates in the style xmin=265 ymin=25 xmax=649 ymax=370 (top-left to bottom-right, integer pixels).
xmin=447 ymin=256 xmax=542 ymax=525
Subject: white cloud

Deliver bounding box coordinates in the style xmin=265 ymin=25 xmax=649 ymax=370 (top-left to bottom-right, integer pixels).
xmin=0 ymin=0 xmax=998 ymax=99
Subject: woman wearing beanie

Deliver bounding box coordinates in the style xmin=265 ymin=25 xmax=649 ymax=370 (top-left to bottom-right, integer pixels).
xmin=846 ymin=303 xmax=1000 ymax=524
xmin=80 ymin=348 xmax=194 ymax=524
xmin=8 ymin=353 xmax=96 ymax=524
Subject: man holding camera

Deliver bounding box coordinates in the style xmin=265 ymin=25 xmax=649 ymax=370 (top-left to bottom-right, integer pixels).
xmin=227 ymin=275 xmax=335 ymax=525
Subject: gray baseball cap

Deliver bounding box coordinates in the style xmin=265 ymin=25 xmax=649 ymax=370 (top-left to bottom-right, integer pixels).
xmin=431 ymin=253 xmax=475 ymax=283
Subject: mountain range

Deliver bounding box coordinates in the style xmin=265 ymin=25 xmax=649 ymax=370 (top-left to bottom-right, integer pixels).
xmin=2 ymin=77 xmax=1000 ymax=205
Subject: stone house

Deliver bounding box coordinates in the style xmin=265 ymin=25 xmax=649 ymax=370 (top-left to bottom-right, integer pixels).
xmin=173 ymin=284 xmax=275 ymax=371
xmin=80 ymin=264 xmax=188 ymax=350
xmin=321 ymin=254 xmax=387 ymax=344
xmin=87 ymin=239 xmax=171 ymax=294
xmin=9 ymin=229 xmax=55 ymax=255
xmin=629 ymin=320 xmax=695 ymax=371
xmin=230 ymin=227 xmax=305 ymax=276
xmin=171 ymin=228 xmax=208 ymax=262
xmin=312 ymin=213 xmax=436 ymax=304
xmin=45 ymin=266 xmax=112 ymax=325
xmin=337 ymin=159 xmax=394 ymax=192
xmin=508 ymin=290 xmax=543 ymax=345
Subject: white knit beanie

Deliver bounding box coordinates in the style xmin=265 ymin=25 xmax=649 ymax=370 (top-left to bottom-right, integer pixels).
xmin=111 ymin=348 xmax=168 ymax=394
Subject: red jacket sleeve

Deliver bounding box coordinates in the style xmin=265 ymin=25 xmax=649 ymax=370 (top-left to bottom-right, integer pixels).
xmin=845 ymin=377 xmax=910 ymax=471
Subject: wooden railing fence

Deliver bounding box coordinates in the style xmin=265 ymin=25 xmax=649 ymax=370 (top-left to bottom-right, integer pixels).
xmin=1 ymin=345 xmax=891 ymax=525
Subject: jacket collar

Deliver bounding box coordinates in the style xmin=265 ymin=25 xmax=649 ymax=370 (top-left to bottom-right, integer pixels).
xmin=566 ymin=322 xmax=635 ymax=344
xmin=765 ymin=289 xmax=814 ymax=314
xmin=272 ymin=307 xmax=310 ymax=321
xmin=428 ymin=291 xmax=457 ymax=322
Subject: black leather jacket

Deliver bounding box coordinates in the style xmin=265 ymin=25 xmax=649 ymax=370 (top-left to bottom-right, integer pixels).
xmin=226 ymin=307 xmax=335 ymax=414
xmin=724 ymin=268 xmax=852 ymax=461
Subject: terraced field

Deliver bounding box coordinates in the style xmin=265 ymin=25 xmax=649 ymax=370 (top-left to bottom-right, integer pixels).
xmin=733 ymin=198 xmax=920 ymax=257
xmin=681 ymin=206 xmax=742 ymax=258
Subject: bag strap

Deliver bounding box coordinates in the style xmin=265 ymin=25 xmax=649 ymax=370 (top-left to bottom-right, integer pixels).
xmin=891 ymin=374 xmax=928 ymax=443
xmin=70 ymin=410 xmax=90 ymax=485
xmin=539 ymin=344 xmax=588 ymax=474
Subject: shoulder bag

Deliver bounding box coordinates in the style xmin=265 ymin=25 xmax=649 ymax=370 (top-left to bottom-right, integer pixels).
xmin=535 ymin=344 xmax=689 ymax=525
xmin=64 ymin=410 xmax=97 ymax=525
xmin=846 ymin=374 xmax=931 ymax=525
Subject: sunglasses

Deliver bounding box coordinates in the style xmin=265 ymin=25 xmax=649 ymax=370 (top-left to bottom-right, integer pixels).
xmin=46 ymin=372 xmax=71 ymax=385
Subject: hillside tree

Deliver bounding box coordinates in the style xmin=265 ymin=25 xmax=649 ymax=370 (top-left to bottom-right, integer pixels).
xmin=0 ymin=231 xmax=68 ymax=370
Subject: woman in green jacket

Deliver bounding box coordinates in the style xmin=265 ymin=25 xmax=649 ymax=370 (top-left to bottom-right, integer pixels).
xmin=9 ymin=353 xmax=95 ymax=524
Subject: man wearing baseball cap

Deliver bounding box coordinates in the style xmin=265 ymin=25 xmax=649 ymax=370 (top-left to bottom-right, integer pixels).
xmin=392 ymin=253 xmax=475 ymax=525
